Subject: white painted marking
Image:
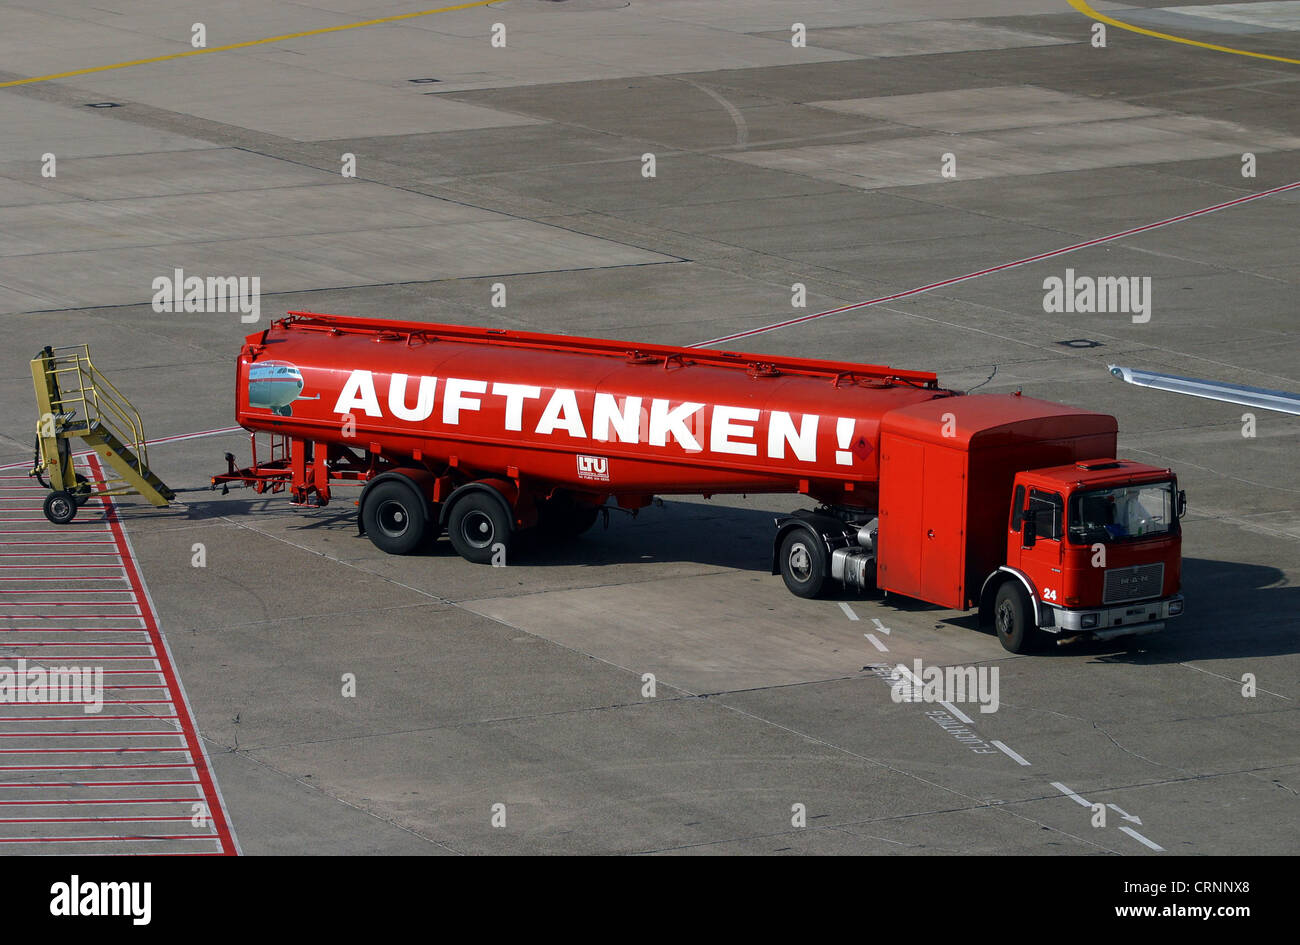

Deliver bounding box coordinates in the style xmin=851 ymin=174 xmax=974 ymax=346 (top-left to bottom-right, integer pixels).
xmin=871 ymin=617 xmax=890 ymax=635
xmin=938 ymin=700 xmax=974 ymax=724
xmin=1119 ymin=825 xmax=1164 ymax=852
xmin=992 ymin=740 xmax=1031 ymax=766
xmin=1051 ymin=781 xmax=1092 ymax=808
xmin=839 ymin=602 xmax=859 ymax=621
xmin=865 ymin=633 xmax=888 ymax=652
xmin=1107 ymin=803 xmax=1142 ymax=825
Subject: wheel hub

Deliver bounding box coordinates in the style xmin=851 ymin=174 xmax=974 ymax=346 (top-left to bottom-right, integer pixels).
xmin=377 ymin=500 xmax=409 ymax=537
xmin=788 ymin=543 xmax=811 ymax=581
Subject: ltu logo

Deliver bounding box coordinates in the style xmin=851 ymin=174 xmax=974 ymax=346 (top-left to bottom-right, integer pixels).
xmin=576 ymin=454 xmax=609 ymax=481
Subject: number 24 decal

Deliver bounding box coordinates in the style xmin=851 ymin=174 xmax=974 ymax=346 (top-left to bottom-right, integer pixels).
xmin=1042 ymin=587 xmax=1058 ymax=601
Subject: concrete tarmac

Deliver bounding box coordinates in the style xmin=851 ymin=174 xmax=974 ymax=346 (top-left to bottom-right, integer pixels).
xmin=0 ymin=0 xmax=1296 ymax=854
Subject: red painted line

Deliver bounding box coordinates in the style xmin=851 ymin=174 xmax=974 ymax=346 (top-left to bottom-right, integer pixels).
xmin=0 ymin=575 xmax=125 ymax=580
xmin=0 ymin=691 xmax=167 ymax=696
xmin=0 ymin=645 xmax=152 ymax=651
xmin=0 ymin=605 xmax=134 ymax=611
xmin=2 ymin=594 xmax=136 ymax=599
xmin=0 ymin=553 xmax=122 ymax=557
xmin=0 ymin=779 xmax=200 ymax=788
xmin=0 ymin=779 xmax=200 ymax=787
xmin=0 ymin=763 xmax=195 ymax=770
xmin=0 ymin=815 xmax=200 ymax=825
xmin=0 ymin=797 xmax=197 ymax=805
xmin=0 ymin=718 xmax=177 ymax=724
xmin=1 ymin=629 xmax=149 ymax=633
xmin=0 ymin=661 xmax=160 ymax=666
xmin=0 ymin=837 xmax=213 ymax=847
xmin=88 ymin=457 xmax=238 ymax=855
xmin=0 ymin=642 xmax=153 ymax=647
xmin=0 ymin=618 xmax=143 ymax=623
xmin=0 ymin=541 xmax=118 ymax=546
xmin=0 ymin=746 xmax=184 ymax=753
xmin=0 ymin=530 xmax=111 ymax=535
xmin=0 ymin=732 xmax=181 ymax=738
xmin=0 ymin=519 xmax=110 ymax=524
xmin=692 ymin=179 xmax=1300 ymax=347
xmin=0 ymin=564 xmax=125 ymax=568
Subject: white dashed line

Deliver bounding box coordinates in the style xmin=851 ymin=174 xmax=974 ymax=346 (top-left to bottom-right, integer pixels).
xmin=1119 ymin=825 xmax=1165 ymax=852
xmin=1052 ymin=781 xmax=1092 ymax=808
xmin=870 ymin=618 xmax=890 ymax=635
xmin=864 ymin=634 xmax=888 ymax=652
xmin=938 ymin=701 xmax=974 ymax=724
xmin=839 ymin=602 xmax=859 ymax=621
xmin=991 ymin=740 xmax=1031 ymax=766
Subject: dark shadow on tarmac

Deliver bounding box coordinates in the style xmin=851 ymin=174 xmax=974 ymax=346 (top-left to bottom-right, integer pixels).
xmin=79 ymin=496 xmax=1298 ymax=661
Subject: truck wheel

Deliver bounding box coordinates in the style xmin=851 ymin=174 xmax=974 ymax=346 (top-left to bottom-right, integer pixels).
xmin=361 ymin=481 xmax=426 ymax=555
xmin=778 ymin=529 xmax=828 ymax=598
xmin=448 ymin=493 xmax=512 ymax=564
xmin=994 ymin=582 xmax=1037 ymax=653
xmin=43 ymin=490 xmax=78 ymax=525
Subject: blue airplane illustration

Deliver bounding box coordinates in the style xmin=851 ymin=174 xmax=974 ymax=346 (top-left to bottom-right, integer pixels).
xmin=248 ymin=360 xmax=319 ymax=416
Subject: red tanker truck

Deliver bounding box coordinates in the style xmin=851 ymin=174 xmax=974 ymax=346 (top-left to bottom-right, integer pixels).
xmin=214 ymin=311 xmax=1185 ymax=653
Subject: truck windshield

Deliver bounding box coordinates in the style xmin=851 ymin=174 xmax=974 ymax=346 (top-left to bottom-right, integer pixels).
xmin=1068 ymin=482 xmax=1175 ymax=544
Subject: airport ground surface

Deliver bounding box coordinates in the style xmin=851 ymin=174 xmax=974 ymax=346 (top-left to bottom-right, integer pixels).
xmin=0 ymin=0 xmax=1296 ymax=854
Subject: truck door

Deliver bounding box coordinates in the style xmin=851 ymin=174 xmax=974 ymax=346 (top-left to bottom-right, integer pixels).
xmin=1017 ymin=487 xmax=1064 ymax=606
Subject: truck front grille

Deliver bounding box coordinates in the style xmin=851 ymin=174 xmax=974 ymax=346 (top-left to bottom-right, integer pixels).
xmin=1103 ymin=563 xmax=1164 ymax=605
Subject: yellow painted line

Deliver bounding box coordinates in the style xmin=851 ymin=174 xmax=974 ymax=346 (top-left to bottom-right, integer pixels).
xmin=0 ymin=0 xmax=501 ymax=89
xmin=1068 ymin=0 xmax=1300 ymax=66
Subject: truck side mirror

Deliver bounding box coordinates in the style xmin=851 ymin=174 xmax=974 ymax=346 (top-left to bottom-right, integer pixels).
xmin=1177 ymin=490 xmax=1187 ymax=519
xmin=1022 ymin=516 xmax=1037 ymax=548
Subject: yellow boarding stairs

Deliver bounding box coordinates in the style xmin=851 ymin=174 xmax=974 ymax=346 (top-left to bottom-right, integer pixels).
xmin=29 ymin=344 xmax=174 ymax=524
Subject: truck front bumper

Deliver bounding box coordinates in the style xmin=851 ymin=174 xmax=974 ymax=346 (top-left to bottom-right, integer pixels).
xmin=1044 ymin=594 xmax=1183 ymax=640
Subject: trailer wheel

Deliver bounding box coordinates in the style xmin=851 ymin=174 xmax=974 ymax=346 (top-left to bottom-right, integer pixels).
xmin=43 ymin=490 xmax=78 ymax=525
xmin=361 ymin=481 xmax=426 ymax=555
xmin=994 ymin=582 xmax=1037 ymax=653
xmin=778 ymin=529 xmax=827 ymax=598
xmin=448 ymin=493 xmax=512 ymax=565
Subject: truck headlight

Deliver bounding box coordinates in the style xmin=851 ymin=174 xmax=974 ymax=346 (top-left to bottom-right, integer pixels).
xmin=1081 ymin=613 xmax=1100 ymax=629
xmin=1168 ymin=599 xmax=1183 ymax=616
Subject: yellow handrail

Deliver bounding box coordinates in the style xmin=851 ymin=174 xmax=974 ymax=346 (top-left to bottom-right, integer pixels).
xmin=37 ymin=345 xmax=149 ymax=467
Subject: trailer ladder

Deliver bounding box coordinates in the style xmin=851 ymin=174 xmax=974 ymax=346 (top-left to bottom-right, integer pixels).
xmin=29 ymin=345 xmax=174 ymax=523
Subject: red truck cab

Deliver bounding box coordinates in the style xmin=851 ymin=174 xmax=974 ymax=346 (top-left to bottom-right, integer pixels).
xmin=1000 ymin=461 xmax=1185 ymax=650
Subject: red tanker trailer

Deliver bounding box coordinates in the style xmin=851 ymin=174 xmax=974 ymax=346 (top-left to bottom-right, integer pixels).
xmin=214 ymin=311 xmax=1185 ymax=652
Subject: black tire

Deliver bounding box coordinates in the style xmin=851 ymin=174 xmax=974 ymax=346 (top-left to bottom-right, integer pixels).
xmin=361 ymin=481 xmax=427 ymax=555
xmin=994 ymin=582 xmax=1038 ymax=653
xmin=778 ymin=528 xmax=828 ymax=598
xmin=43 ymin=490 xmax=78 ymax=525
xmin=536 ymin=495 xmax=599 ymax=540
xmin=72 ymin=474 xmax=92 ymax=507
xmin=447 ymin=492 xmax=512 ymax=565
